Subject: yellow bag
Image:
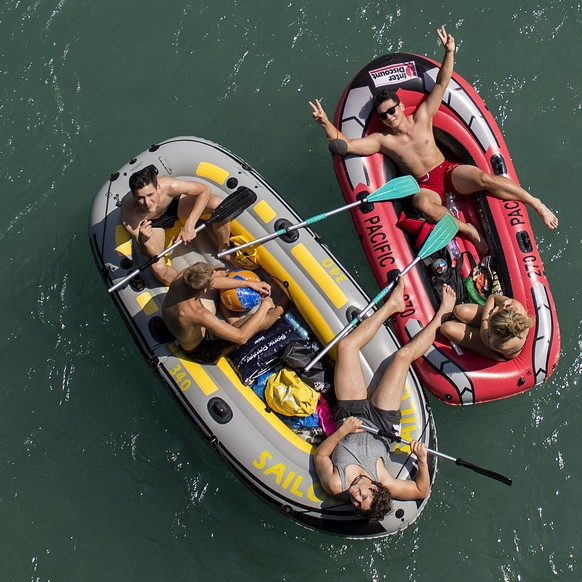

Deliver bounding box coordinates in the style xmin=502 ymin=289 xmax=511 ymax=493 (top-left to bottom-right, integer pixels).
xmin=265 ymin=368 xmax=319 ymax=417
xmin=229 ymin=235 xmax=260 ymax=270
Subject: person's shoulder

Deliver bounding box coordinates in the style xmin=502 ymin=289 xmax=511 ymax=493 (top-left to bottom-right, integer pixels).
xmin=367 ymin=130 xmax=387 ymax=141
xmin=162 ymin=175 xmax=192 ymax=189
xmin=379 ymin=131 xmax=404 ymax=148
xmin=319 ymin=468 xmax=343 ymax=496
xmin=411 ymin=101 xmax=432 ymax=119
xmin=157 ymin=175 xmax=177 ymax=193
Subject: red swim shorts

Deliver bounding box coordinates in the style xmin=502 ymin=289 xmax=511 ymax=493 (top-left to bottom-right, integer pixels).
xmin=416 ymin=160 xmax=460 ymax=202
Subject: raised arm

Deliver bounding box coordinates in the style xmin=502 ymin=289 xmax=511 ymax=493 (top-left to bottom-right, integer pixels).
xmin=199 ymin=297 xmax=281 ymax=345
xmin=119 ymin=197 xmax=159 ymax=257
xmin=210 ymin=274 xmax=271 ymax=296
xmin=309 ymin=99 xmax=383 ymax=157
xmin=421 ymin=26 xmax=456 ymax=118
xmin=384 ymin=440 xmax=430 ymax=500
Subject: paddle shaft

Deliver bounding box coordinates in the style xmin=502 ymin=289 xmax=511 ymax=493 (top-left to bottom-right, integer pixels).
xmin=303 ymin=213 xmax=458 ymax=372
xmin=108 ymin=187 xmax=257 ymax=293
xmin=108 ymin=222 xmax=206 ymax=293
xmin=216 ymin=199 xmax=365 ymax=258
xmin=395 ymin=439 xmax=513 ymax=486
xmin=303 ymin=256 xmax=421 ymax=372
xmin=216 ymin=176 xmax=420 ymax=258
xmin=360 ymin=421 xmax=512 ymax=486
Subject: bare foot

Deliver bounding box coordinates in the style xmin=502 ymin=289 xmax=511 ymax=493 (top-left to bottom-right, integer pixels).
xmin=537 ymin=202 xmax=558 ymax=229
xmin=436 ymin=283 xmax=457 ymax=322
xmin=383 ymin=275 xmax=406 ymax=315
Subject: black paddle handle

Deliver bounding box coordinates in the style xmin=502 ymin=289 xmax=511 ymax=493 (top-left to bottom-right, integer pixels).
xmin=376 ymin=429 xmax=512 ymax=487
xmin=455 ymin=458 xmax=513 ymax=486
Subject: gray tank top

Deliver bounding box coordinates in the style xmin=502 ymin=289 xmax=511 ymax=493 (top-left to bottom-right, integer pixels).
xmin=331 ymin=432 xmax=387 ymax=490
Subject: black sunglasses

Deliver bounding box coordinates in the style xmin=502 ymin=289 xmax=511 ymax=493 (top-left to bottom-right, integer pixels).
xmin=378 ymin=105 xmax=398 ymax=120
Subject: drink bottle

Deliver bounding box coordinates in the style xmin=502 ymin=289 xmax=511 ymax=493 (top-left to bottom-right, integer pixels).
xmin=284 ymin=312 xmax=310 ymax=341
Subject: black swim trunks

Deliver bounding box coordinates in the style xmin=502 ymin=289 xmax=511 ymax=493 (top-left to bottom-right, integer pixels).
xmin=183 ymin=330 xmax=237 ymax=364
xmin=334 ymin=399 xmax=401 ymax=438
xmin=150 ymin=196 xmax=180 ymax=229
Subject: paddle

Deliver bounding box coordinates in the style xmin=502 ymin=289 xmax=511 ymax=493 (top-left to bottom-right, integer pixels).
xmin=359 ymin=419 xmax=512 ymax=486
xmin=108 ymin=187 xmax=258 ymax=293
xmin=304 ymin=213 xmax=458 ymax=371
xmin=216 ymin=176 xmax=420 ymax=258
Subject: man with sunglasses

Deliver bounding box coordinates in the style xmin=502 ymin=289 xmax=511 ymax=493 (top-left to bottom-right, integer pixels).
xmin=121 ymin=166 xmax=231 ymax=286
xmin=314 ymin=278 xmax=457 ymax=522
xmin=309 ymin=26 xmax=558 ymax=253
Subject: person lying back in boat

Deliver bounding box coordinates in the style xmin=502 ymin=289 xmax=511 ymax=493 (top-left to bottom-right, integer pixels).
xmin=314 ymin=278 xmax=457 ymax=522
xmin=441 ymin=294 xmax=534 ymax=361
xmin=162 ymin=262 xmax=285 ymax=364
xmin=309 ymin=26 xmax=558 ymax=254
xmin=121 ymin=166 xmax=231 ymax=286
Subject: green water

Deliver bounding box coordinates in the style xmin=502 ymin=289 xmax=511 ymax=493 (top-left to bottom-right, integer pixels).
xmin=1 ymin=1 xmax=580 ymax=580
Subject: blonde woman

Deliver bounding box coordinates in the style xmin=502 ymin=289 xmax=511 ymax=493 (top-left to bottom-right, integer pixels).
xmin=441 ymin=295 xmax=534 ymax=361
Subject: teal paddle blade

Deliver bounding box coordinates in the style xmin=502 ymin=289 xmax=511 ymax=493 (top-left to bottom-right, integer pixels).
xmin=367 ymin=175 xmax=420 ymax=202
xmin=418 ymin=213 xmax=458 ymax=259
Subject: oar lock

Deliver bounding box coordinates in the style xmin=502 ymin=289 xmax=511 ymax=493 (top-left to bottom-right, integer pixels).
xmin=274 ymin=218 xmax=300 ymax=243
xmin=356 ymin=190 xmax=374 ymax=214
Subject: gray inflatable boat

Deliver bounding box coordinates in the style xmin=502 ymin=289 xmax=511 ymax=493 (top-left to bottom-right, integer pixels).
xmin=89 ymin=136 xmax=437 ymax=538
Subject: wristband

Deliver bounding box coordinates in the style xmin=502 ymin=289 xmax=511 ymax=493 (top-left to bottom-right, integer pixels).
xmin=328 ymin=138 xmax=348 ymax=156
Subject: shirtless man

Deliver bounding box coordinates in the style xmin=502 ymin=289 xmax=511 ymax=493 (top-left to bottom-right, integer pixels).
xmin=162 ymin=262 xmax=285 ymax=364
xmin=314 ymin=279 xmax=457 ymax=522
xmin=309 ymin=26 xmax=558 ymax=253
xmin=121 ymin=166 xmax=231 ymax=286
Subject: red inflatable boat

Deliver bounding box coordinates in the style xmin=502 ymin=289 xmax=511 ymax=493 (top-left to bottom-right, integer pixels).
xmin=330 ymin=52 xmax=560 ymax=405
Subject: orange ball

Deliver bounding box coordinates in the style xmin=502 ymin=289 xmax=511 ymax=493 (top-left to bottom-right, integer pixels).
xmin=220 ymin=270 xmax=262 ymax=312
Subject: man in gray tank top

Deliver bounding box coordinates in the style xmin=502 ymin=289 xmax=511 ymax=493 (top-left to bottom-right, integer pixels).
xmin=314 ymin=277 xmax=457 ymax=522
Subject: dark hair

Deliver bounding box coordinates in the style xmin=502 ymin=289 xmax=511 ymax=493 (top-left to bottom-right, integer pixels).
xmin=129 ymin=166 xmax=158 ymax=195
xmin=373 ymin=88 xmax=400 ymax=109
xmin=354 ymin=480 xmax=392 ymax=522
xmin=182 ymin=262 xmax=213 ymax=294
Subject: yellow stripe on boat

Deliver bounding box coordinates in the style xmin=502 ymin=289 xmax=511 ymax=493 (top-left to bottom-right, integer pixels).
xmin=254 ymin=200 xmax=277 ymax=224
xmin=195 ymin=161 xmax=229 ymax=185
xmin=115 ymin=225 xmax=132 ymax=258
xmin=169 ymin=343 xmax=219 ymax=395
xmin=230 ymin=223 xmax=343 ymax=351
xmin=163 ymin=347 xmax=312 ymax=452
xmin=291 ymin=243 xmax=348 ymax=309
xmin=216 ymin=359 xmax=313 ymax=453
xmin=136 ymin=292 xmax=159 ymax=315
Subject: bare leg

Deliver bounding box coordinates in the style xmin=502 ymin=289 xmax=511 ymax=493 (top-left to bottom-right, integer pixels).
xmin=220 ymin=294 xmax=287 ymax=327
xmin=212 ymin=220 xmax=231 ymax=255
xmin=441 ymin=319 xmax=504 ymax=361
xmin=451 ymin=165 xmax=558 ymax=229
xmin=334 ymin=278 xmax=407 ymax=402
xmin=372 ymin=284 xmax=457 ymax=411
xmin=441 ymin=303 xmax=507 ymax=360
xmin=453 ymin=303 xmax=484 ymax=327
xmin=178 ymin=194 xmax=233 ymax=263
xmin=207 ymin=196 xmax=231 ymax=253
xmin=412 ymin=189 xmax=488 ymax=253
xmin=140 ymin=228 xmax=178 ymax=285
xmin=202 ymin=195 xmax=232 ymax=259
